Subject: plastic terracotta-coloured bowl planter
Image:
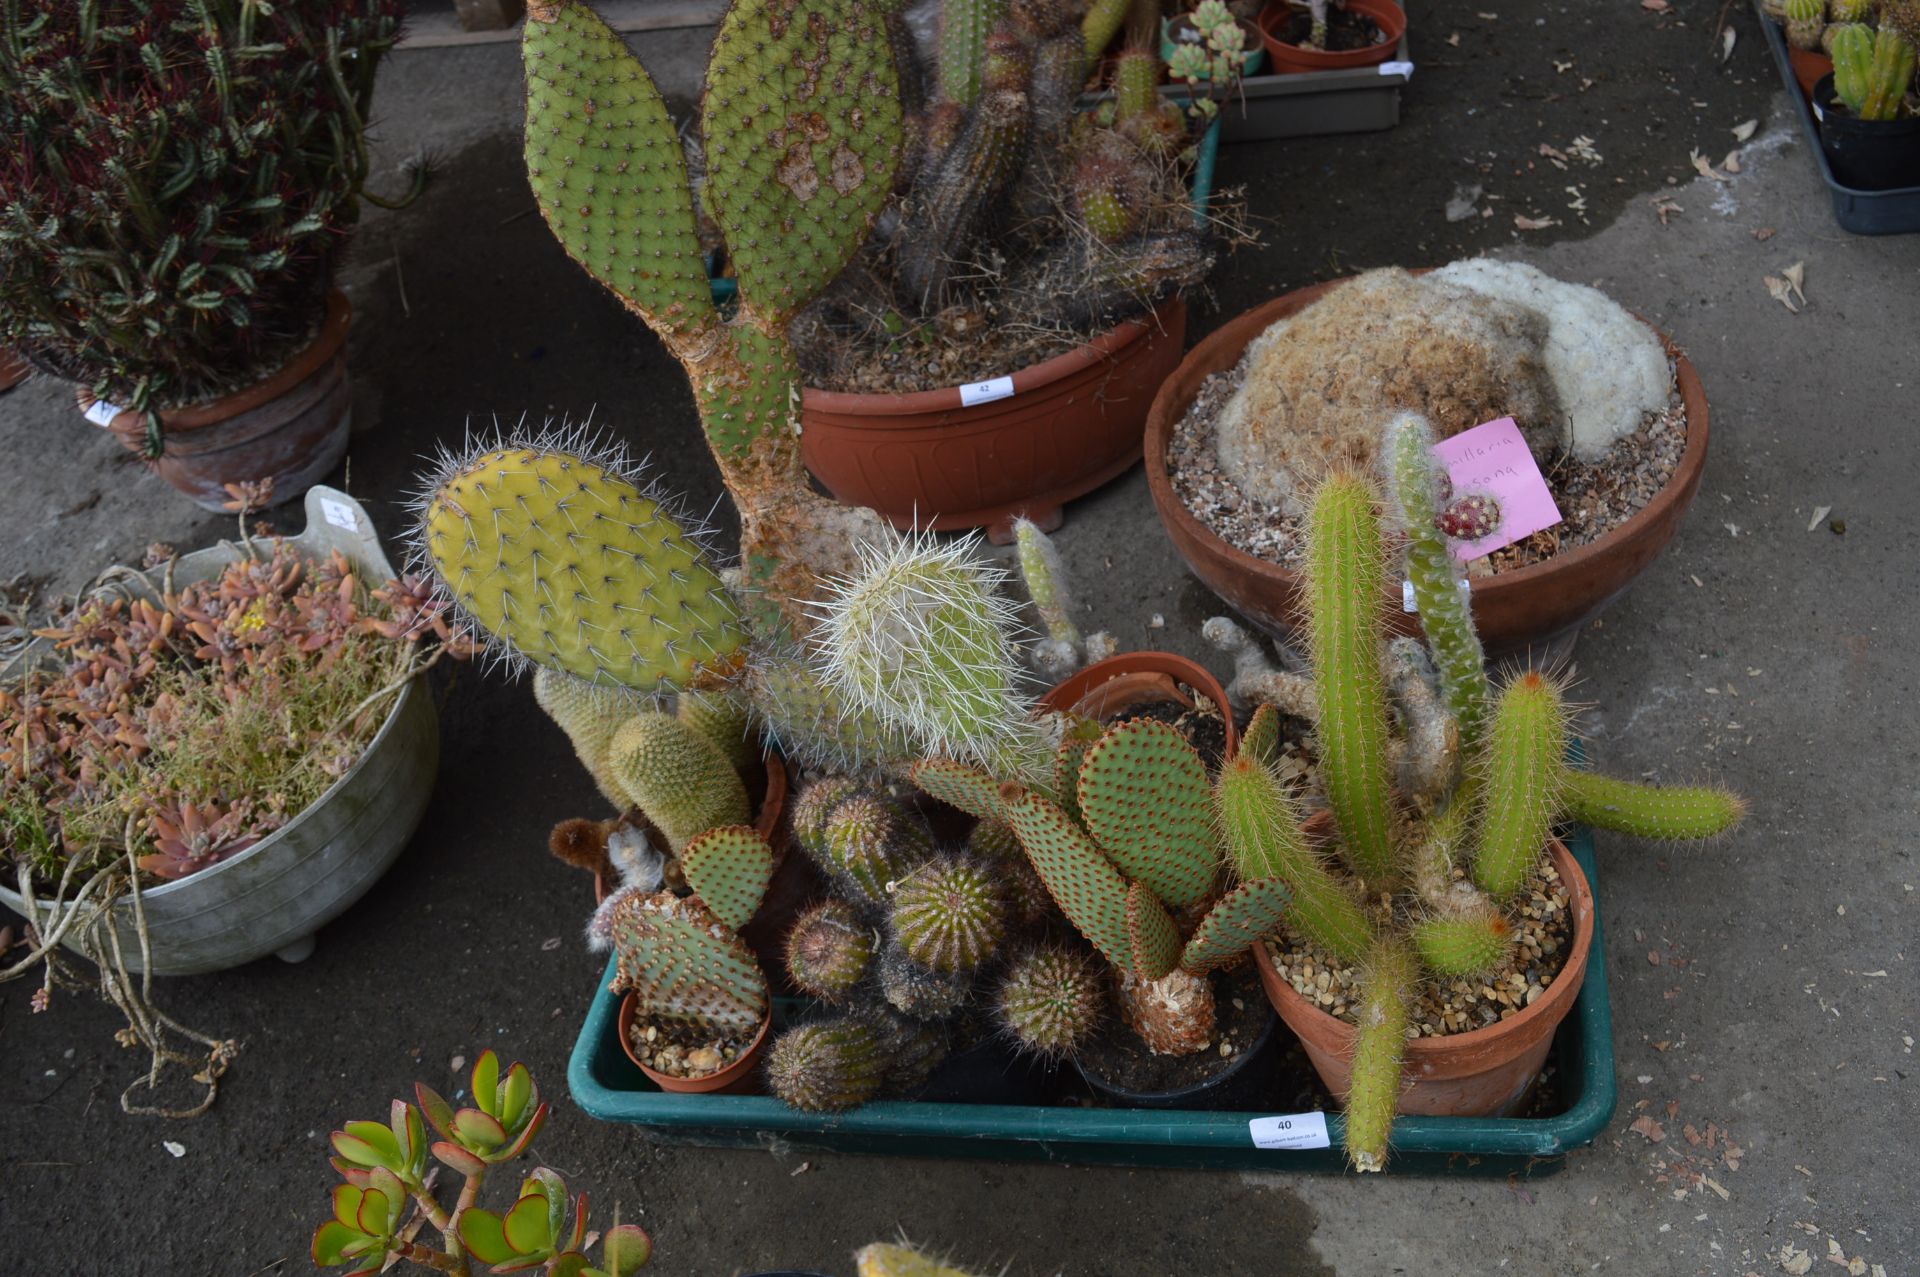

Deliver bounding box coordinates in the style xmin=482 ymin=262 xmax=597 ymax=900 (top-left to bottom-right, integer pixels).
xmin=90 ymin=289 xmax=352 ymax=513
xmin=618 ymin=994 xmax=773 ymax=1097
xmin=1143 ymin=274 xmax=1712 ymax=660
xmin=1254 ymin=833 xmax=1593 ymax=1119
xmin=565 ymin=822 xmax=1616 ymax=1174
xmin=1258 ymin=0 xmax=1406 ymax=73
xmin=0 ymin=487 xmax=438 ymax=976
xmin=1039 ymin=650 xmax=1239 ymax=758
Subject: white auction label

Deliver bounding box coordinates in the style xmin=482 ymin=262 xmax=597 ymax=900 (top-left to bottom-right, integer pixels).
xmin=958 ymin=375 xmax=1015 ymax=407
xmin=1249 ymin=1112 xmax=1331 ymax=1150
xmin=83 ymin=400 xmax=127 ymax=427
xmin=1378 ymin=60 xmax=1415 ymax=79
xmin=319 ymin=496 xmax=360 ymax=532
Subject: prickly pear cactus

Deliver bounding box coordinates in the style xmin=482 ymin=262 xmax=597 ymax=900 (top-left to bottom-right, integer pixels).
xmin=607 ymin=891 xmax=769 ymax=1035
xmin=1076 ymin=719 xmax=1220 ymax=909
xmin=679 ymin=825 xmax=775 ymax=930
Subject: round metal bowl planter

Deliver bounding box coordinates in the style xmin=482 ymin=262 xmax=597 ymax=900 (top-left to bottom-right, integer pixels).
xmin=0 ymin=486 xmax=439 ymax=976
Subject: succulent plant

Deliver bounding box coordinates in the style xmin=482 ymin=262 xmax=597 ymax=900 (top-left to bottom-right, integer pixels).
xmin=534 ymin=668 xmax=638 ymax=810
xmin=805 ymin=788 xmax=933 ymax=907
xmin=996 ymin=943 xmax=1105 ymax=1057
xmin=765 ymin=1018 xmax=891 ymax=1112
xmin=785 ymin=899 xmax=877 ymax=1002
xmin=889 ymin=854 xmax=1009 ymax=973
xmin=604 ymin=891 xmax=770 ymax=1040
xmin=1786 ymin=0 xmax=1829 ymax=47
xmin=605 ymin=711 xmax=751 ymax=852
xmin=1831 ymin=18 xmax=1918 ymax=118
xmin=459 ymin=1169 xmax=652 ymax=1277
xmin=414 ymin=1051 xmax=551 ymax=1176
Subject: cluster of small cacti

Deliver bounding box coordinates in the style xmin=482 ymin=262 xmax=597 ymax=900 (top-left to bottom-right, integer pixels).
xmin=1830 ymin=6 xmax=1919 ymax=119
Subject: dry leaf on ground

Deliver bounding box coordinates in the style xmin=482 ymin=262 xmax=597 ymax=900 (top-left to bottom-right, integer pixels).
xmin=1807 ymin=504 xmax=1832 ymax=532
xmin=1630 ymin=1115 xmax=1667 ymax=1142
xmin=1783 ymin=261 xmax=1807 ymax=305
xmin=1765 ymin=276 xmax=1799 ymax=313
xmin=1515 ymin=213 xmax=1559 ymax=230
xmin=1692 ymin=149 xmax=1732 ymax=181
xmin=1723 ymin=150 xmax=1743 ymax=174
xmin=1734 ymin=118 xmax=1760 ymax=141
xmin=1643 ymin=0 xmax=1669 ymax=10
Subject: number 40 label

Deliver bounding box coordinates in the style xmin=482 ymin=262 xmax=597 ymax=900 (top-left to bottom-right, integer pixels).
xmin=1248 ymin=1112 xmax=1331 ymax=1150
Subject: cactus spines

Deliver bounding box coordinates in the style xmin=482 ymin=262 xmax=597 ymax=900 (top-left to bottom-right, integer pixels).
xmin=1112 ymin=50 xmax=1161 ymax=120
xmin=1785 ymin=0 xmax=1828 ymax=47
xmin=1076 ymin=719 xmax=1220 ymax=909
xmin=1305 ymin=473 xmax=1400 ymax=886
xmin=608 ymin=712 xmax=751 ymax=851
xmin=1409 ymin=911 xmax=1514 ymax=979
xmin=856 ymin=1244 xmax=979 ymax=1277
xmin=1345 ymin=938 xmax=1416 ymax=1173
xmin=533 ymin=668 xmax=636 ymax=808
xmin=678 ymin=690 xmax=756 ymax=770
xmin=997 ymin=944 xmax=1105 ymax=1058
xmin=784 ymin=899 xmax=875 ymax=1002
xmin=522 ymin=0 xmax=715 ymax=340
xmin=1002 ymin=786 xmax=1136 ymax=971
xmin=1070 ymin=136 xmax=1154 ymax=244
xmin=1560 ymin=772 xmax=1747 ymax=841
xmin=890 ymin=856 xmax=1009 ymax=973
xmin=1472 ymin=672 xmax=1568 ymax=902
xmin=816 ymin=532 xmax=1043 ymax=778
xmin=766 ymin=1019 xmax=888 ymax=1112
xmin=1117 ymin=967 xmax=1216 ymax=1056
xmin=792 ymin=776 xmax=864 ymax=853
xmin=938 ymin=0 xmax=1011 ymax=107
xmin=1238 ymin=703 xmax=1284 ymax=768
xmin=746 ymin=655 xmax=920 ymax=781
xmin=1831 ymin=21 xmax=1917 ymax=118
xmin=1383 ymin=414 xmax=1490 ymax=748
xmin=415 ymin=435 xmax=747 ymax=694
xmin=1013 ymin=517 xmax=1084 ymax=675
xmin=679 ymin=825 xmax=775 ymax=930
xmin=606 ymin=891 xmax=769 ymax=1035
xmin=1124 ymin=880 xmax=1182 ymax=980
xmin=815 ymin=791 xmax=932 ymax=906
xmin=877 ymin=939 xmax=974 ymax=1020
xmin=1213 ymin=755 xmax=1372 ymax=967
xmin=1179 ymin=877 xmax=1296 ymax=974
xmin=910 ymin=757 xmax=1009 ymax=822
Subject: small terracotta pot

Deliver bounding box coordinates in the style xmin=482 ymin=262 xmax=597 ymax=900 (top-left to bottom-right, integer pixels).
xmin=0 ymin=348 xmax=29 ymax=393
xmin=93 ymin=289 xmax=352 ymax=512
xmin=1143 ymin=274 xmax=1711 ymax=659
xmin=1787 ymin=44 xmax=1832 ymax=100
xmin=1258 ymin=0 xmax=1406 ymax=73
xmin=799 ymin=299 xmax=1187 ymax=544
xmin=618 ymin=993 xmax=772 ymax=1096
xmin=1040 ymin=650 xmax=1240 ymax=758
xmin=1254 ymin=831 xmax=1594 ymax=1118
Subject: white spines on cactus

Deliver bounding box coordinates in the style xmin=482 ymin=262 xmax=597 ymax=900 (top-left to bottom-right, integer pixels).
xmin=1013 ymin=516 xmax=1083 ymax=677
xmin=813 ymin=530 xmax=1050 ymax=781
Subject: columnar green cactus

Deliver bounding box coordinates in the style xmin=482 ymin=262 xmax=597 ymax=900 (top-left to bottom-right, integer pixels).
xmin=1471 ymin=672 xmax=1568 ymax=902
xmin=1345 ymin=938 xmax=1416 ymax=1173
xmin=1384 ymin=414 xmax=1491 ymax=747
xmin=1306 ymin=473 xmax=1400 ymax=886
xmin=997 ymin=944 xmax=1105 ymax=1058
xmin=1786 ymin=0 xmax=1828 ymax=48
xmin=745 ymin=653 xmax=921 ymax=780
xmin=812 ymin=790 xmax=933 ymax=906
xmin=938 ymin=0 xmax=1010 ymax=107
xmin=678 ymin=691 xmax=756 ymax=770
xmin=889 ymin=856 xmax=1009 ymax=973
xmin=608 ymin=712 xmax=751 ymax=851
xmin=606 ymin=892 xmax=769 ymax=1036
xmin=1013 ymin=517 xmax=1085 ymax=675
xmin=1559 ymin=772 xmax=1746 ymax=840
xmin=1238 ymin=703 xmax=1284 ymax=768
xmin=765 ymin=1019 xmax=889 ymax=1112
xmin=784 ymin=899 xmax=875 ymax=1001
xmin=678 ymin=825 xmax=775 ymax=930
xmin=533 ymin=668 xmax=636 ymax=808
xmin=1831 ymin=20 xmax=1917 ymax=118
xmin=1112 ymin=50 xmax=1161 ymax=119
xmin=416 ymin=437 xmax=749 ymax=694
xmin=1215 ymin=754 xmax=1373 ymax=963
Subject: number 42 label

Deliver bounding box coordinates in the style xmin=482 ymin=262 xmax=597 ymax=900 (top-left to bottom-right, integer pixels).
xmin=1248 ymin=1112 xmax=1331 ymax=1150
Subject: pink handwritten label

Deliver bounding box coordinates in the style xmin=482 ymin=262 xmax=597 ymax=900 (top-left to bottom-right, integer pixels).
xmin=1430 ymin=417 xmax=1563 ymax=561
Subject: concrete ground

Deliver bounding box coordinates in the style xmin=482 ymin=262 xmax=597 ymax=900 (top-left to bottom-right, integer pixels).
xmin=3 ymin=2 xmax=1916 ymax=1273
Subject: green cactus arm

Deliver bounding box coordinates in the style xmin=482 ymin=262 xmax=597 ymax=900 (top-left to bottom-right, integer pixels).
xmin=677 ymin=690 xmax=756 ymax=770
xmin=607 ymin=891 xmax=769 ymax=1034
xmin=937 ymin=0 xmax=1008 ymax=106
xmin=534 ymin=668 xmax=638 ymax=808
xmin=1214 ymin=755 xmax=1374 ymax=964
xmin=1409 ymin=912 xmax=1513 ymax=979
xmin=701 ymin=0 xmax=905 ymax=326
xmin=1831 ymin=21 xmax=1877 ymax=113
xmin=608 ymin=712 xmax=752 ymax=850
xmin=1383 ymin=414 xmax=1491 ymax=747
xmin=1471 ymin=672 xmax=1567 ymax=902
xmin=1305 ymin=474 xmax=1401 ymax=887
xmin=679 ymin=825 xmax=775 ymax=929
xmin=748 ymin=654 xmax=922 ymax=781
xmin=1076 ymin=719 xmax=1221 ymax=909
xmin=521 ymin=1 xmax=716 ymax=343
xmin=1558 ymin=771 xmax=1746 ymax=840
xmin=1178 ymin=877 xmax=1294 ymax=974
xmin=1082 ymin=0 xmax=1130 ymax=64
xmin=1238 ymin=703 xmax=1283 ymax=768
xmin=1014 ymin=516 xmax=1084 ymax=668
xmin=1864 ymin=24 xmax=1917 ymax=119
xmin=1125 ymin=880 xmax=1182 ymax=980
xmin=1345 ymin=936 xmax=1417 ymax=1173
xmin=1002 ymin=786 xmax=1136 ymax=971
xmin=1111 ymin=49 xmax=1160 ymax=119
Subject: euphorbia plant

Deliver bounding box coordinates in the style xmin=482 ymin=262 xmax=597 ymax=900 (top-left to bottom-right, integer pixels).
xmin=314 ymin=1052 xmax=650 ymax=1275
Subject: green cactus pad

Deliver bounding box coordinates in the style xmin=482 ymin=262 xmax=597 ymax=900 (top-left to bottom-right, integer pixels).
xmin=1238 ymin=703 xmax=1282 ymax=768
xmin=607 ymin=891 xmax=769 ymax=1035
xmin=691 ymin=321 xmax=806 ymax=466
xmin=419 ymin=443 xmax=748 ymax=693
xmin=910 ymin=757 xmax=1008 ymax=821
xmin=766 ymin=1018 xmax=888 ymax=1112
xmin=608 ymin=711 xmax=751 ymax=850
xmin=1003 ymin=787 xmax=1134 ymax=970
xmin=890 ymin=856 xmax=1008 ymax=973
xmin=701 ymin=0 xmax=905 ymax=322
xmin=1345 ymin=937 xmax=1416 ymax=1173
xmin=1178 ymin=877 xmax=1295 ymax=974
xmin=1215 ymin=754 xmax=1373 ymax=963
xmin=679 ymin=825 xmax=775 ymax=930
xmin=1559 ymin=771 xmax=1746 ymax=841
xmin=1409 ymin=912 xmax=1514 ymax=978
xmin=1051 ymin=717 xmax=1103 ymax=825
xmin=1125 ymin=880 xmax=1181 ymax=980
xmin=677 ymin=690 xmax=756 ymax=770
xmin=522 ymin=1 xmax=715 ymax=338
xmin=1305 ymin=474 xmax=1400 ymax=886
xmin=783 ymin=899 xmax=874 ymax=1001
xmin=997 ymin=944 xmax=1105 ymax=1058
xmin=1076 ymin=719 xmax=1220 ymax=910
xmin=533 ymin=667 xmax=636 ymax=809
xmin=1472 ymin=672 xmax=1567 ymax=902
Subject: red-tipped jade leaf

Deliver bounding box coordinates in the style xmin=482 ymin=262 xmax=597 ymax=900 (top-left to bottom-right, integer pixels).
xmin=458 ymin=1208 xmax=515 ymax=1265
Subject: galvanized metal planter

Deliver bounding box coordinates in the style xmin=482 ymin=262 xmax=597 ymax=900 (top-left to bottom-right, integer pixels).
xmin=0 ymin=486 xmax=439 ymax=976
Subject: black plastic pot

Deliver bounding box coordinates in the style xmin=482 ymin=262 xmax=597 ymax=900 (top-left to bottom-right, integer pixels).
xmin=914 ymin=1034 xmax=1065 ymax=1106
xmin=1074 ymin=1003 xmax=1281 ymax=1111
xmin=1813 ymin=74 xmax=1920 ymax=192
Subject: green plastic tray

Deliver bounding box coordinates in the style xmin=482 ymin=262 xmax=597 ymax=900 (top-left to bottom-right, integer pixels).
xmin=566 ymin=824 xmax=1616 ymax=1174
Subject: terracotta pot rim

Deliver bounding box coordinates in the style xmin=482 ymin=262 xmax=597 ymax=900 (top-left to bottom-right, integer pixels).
xmin=1254 ymin=836 xmax=1593 ymax=1061
xmin=1143 ymin=273 xmax=1711 ymax=608
xmin=101 ymin=289 xmax=351 ymax=438
xmin=1038 ymin=649 xmax=1241 ymax=759
xmin=1258 ymin=0 xmax=1406 ymax=70
xmin=801 ymin=298 xmax=1186 ymax=418
xmin=617 ymin=992 xmax=773 ymax=1093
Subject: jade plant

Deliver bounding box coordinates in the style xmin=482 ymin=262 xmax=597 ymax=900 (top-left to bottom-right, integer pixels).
xmin=313 ymin=1052 xmax=650 ymax=1275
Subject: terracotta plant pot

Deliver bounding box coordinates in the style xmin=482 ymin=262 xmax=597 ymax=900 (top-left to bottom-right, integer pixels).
xmin=799 ymin=299 xmax=1187 ymax=544
xmin=1787 ymin=43 xmax=1831 ymax=100
xmin=618 ymin=992 xmax=772 ymax=1096
xmin=1143 ymin=275 xmax=1711 ymax=659
xmin=0 ymin=347 xmax=29 ymax=393
xmin=1253 ymin=834 xmax=1594 ymax=1118
xmin=1258 ymin=0 xmax=1406 ymax=73
xmin=1040 ymin=649 xmax=1240 ymax=758
xmin=93 ymin=289 xmax=353 ymax=512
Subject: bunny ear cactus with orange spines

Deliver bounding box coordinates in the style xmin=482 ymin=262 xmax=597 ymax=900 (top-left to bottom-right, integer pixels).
xmin=1076 ymin=718 xmax=1221 ymax=909
xmin=414 ymin=1051 xmax=549 ymax=1178
xmin=679 ymin=825 xmax=775 ymax=930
